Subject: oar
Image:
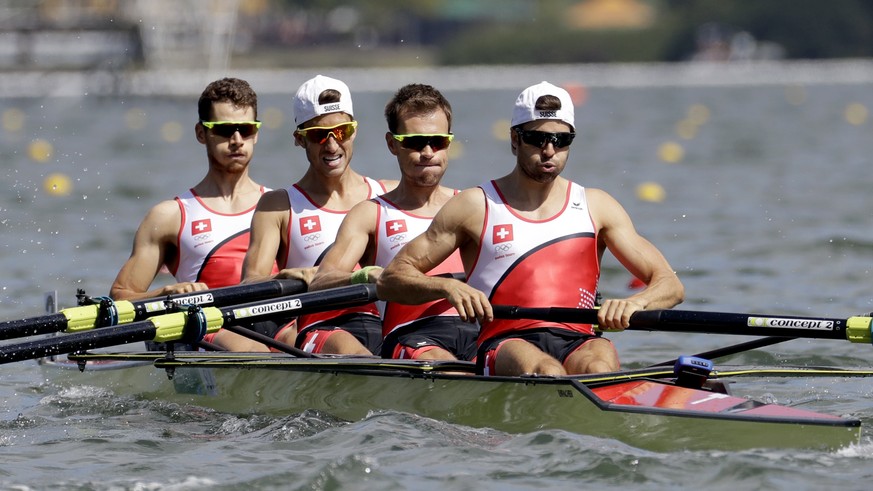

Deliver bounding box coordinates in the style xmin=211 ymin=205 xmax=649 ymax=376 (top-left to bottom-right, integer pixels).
xmin=0 ymin=283 xmax=377 ymax=364
xmin=491 ymin=306 xmax=873 ymax=343
xmin=0 ymin=279 xmax=306 ymax=341
xmin=649 ymin=336 xmax=794 ymax=367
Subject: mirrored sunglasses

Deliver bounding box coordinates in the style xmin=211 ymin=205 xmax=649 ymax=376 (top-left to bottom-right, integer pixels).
xmin=200 ymin=120 xmax=261 ymax=138
xmin=296 ymin=121 xmax=358 ymax=145
xmin=391 ymin=133 xmax=454 ymax=151
xmin=515 ymin=129 xmax=575 ymax=149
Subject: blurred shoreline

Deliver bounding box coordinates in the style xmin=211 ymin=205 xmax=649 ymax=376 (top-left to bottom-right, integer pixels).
xmin=4 ymin=58 xmax=873 ymax=99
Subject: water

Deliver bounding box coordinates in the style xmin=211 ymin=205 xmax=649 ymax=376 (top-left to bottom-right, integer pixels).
xmin=3 ymin=71 xmax=873 ymax=489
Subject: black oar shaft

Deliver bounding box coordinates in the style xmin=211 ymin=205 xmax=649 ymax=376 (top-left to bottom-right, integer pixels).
xmin=629 ymin=309 xmax=848 ymax=340
xmin=222 ymin=283 xmax=377 ymax=325
xmin=491 ymin=306 xmax=867 ymax=342
xmin=0 ymin=313 xmax=69 ymax=340
xmin=0 ymin=322 xmax=158 ymax=364
xmin=133 ymin=279 xmax=306 ymax=318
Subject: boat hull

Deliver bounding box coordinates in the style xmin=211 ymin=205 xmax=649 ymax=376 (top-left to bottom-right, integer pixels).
xmin=41 ymin=352 xmax=862 ymax=452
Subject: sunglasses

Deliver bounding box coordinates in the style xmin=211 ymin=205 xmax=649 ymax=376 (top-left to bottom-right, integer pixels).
xmin=201 ymin=120 xmax=261 ymax=138
xmin=515 ymin=129 xmax=575 ymax=149
xmin=296 ymin=121 xmax=358 ymax=145
xmin=392 ymin=133 xmax=454 ymax=151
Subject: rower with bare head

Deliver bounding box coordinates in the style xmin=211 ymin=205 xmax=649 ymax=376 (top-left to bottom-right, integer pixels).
xmin=378 ymin=81 xmax=684 ymax=376
xmin=309 ymin=83 xmax=477 ymax=361
xmin=242 ymin=74 xmax=395 ymax=354
xmin=110 ymin=77 xmax=276 ymax=351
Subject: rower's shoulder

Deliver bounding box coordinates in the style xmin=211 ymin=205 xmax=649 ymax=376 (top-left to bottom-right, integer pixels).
xmin=144 ymin=198 xmax=182 ymax=221
xmin=133 ymin=199 xmax=182 ymax=240
xmin=376 ymin=178 xmax=399 ymax=192
xmin=583 ymin=187 xmax=622 ymax=208
xmin=256 ymin=188 xmax=291 ymax=212
xmin=452 ymin=186 xmax=486 ymax=203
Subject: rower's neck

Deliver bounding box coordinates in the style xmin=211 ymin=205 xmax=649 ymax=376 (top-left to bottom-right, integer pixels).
xmin=296 ymin=169 xmax=371 ymax=210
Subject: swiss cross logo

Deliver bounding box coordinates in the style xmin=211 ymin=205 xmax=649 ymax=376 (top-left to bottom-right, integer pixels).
xmin=299 ymin=216 xmax=321 ymax=235
xmin=386 ymin=219 xmax=407 ymax=237
xmin=493 ymin=224 xmax=513 ymax=244
xmin=191 ymin=219 xmax=212 ymax=235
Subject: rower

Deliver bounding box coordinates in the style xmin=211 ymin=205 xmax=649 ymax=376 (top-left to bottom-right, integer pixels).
xmin=241 ymin=75 xmax=397 ymax=355
xmin=309 ymin=84 xmax=477 ymax=361
xmin=109 ymin=77 xmax=278 ymax=351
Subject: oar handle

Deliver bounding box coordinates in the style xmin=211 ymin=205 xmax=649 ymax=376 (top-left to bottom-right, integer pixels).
xmin=490 ymin=306 xmax=599 ymax=324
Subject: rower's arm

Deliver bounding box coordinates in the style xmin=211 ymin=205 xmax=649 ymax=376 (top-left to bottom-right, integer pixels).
xmin=110 ymin=200 xmax=203 ymax=300
xmin=378 ymin=189 xmax=491 ymax=323
xmin=310 ymin=201 xmax=379 ymax=291
xmin=588 ymin=188 xmax=684 ymax=329
xmin=242 ymin=190 xmax=289 ymax=284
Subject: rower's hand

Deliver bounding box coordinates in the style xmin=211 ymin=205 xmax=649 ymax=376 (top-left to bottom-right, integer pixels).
xmin=597 ymin=298 xmax=645 ymax=331
xmin=276 ymin=267 xmax=317 ymax=285
xmin=161 ymin=282 xmax=209 ymax=295
xmin=444 ymin=281 xmax=492 ymax=324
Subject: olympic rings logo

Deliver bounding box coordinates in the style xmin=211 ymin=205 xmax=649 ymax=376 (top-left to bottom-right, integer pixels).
xmin=494 ymin=243 xmax=513 ymax=253
xmin=389 ymin=234 xmax=407 ymax=243
xmin=303 ymin=233 xmax=321 ymax=242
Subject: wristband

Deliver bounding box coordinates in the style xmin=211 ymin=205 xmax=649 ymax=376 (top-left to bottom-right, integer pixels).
xmin=351 ymin=266 xmax=382 ymax=284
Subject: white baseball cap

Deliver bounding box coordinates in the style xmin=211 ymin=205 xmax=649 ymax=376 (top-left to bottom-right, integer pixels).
xmin=510 ymin=81 xmax=575 ymax=130
xmin=293 ymin=74 xmax=354 ymax=125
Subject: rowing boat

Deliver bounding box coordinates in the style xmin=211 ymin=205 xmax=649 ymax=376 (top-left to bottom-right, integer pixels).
xmin=39 ymin=351 xmax=863 ymax=452
xmin=4 ymin=282 xmax=869 ymax=452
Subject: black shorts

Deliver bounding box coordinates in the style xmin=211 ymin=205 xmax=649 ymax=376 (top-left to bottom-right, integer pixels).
xmin=296 ymin=312 xmax=383 ymax=354
xmin=381 ymin=316 xmax=479 ymax=361
xmin=476 ymin=327 xmax=604 ymax=375
xmin=247 ymin=319 xmax=287 ymax=339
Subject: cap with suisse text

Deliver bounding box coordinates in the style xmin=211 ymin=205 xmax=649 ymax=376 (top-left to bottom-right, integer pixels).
xmin=293 ymin=74 xmax=354 ymax=125
xmin=510 ymin=81 xmax=575 ymax=131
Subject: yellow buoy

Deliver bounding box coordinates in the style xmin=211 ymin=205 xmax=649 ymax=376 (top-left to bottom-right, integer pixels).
xmin=160 ymin=121 xmax=184 ymax=142
xmin=2 ymin=108 xmax=25 ymax=132
xmin=637 ymin=182 xmax=666 ymax=203
xmin=44 ymin=173 xmax=73 ymax=196
xmin=844 ymin=103 xmax=868 ymax=126
xmin=658 ymin=141 xmax=684 ymax=163
xmin=28 ymin=139 xmax=54 ymax=163
xmin=492 ymin=119 xmax=511 ymax=141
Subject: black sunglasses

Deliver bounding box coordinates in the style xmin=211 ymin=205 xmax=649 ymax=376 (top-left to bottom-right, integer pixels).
xmin=515 ymin=129 xmax=575 ymax=149
xmin=201 ymin=120 xmax=262 ymax=138
xmin=392 ymin=133 xmax=454 ymax=151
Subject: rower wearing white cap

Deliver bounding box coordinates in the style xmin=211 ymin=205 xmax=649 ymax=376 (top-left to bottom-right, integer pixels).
xmin=378 ymin=81 xmax=684 ymax=376
xmin=242 ymin=74 xmax=396 ymax=355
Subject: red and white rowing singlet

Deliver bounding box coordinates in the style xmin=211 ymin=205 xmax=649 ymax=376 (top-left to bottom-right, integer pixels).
xmin=467 ymin=180 xmax=600 ymax=343
xmin=372 ymin=195 xmax=463 ymax=337
xmin=284 ymin=177 xmax=386 ymax=329
xmin=173 ymin=187 xmax=268 ymax=289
